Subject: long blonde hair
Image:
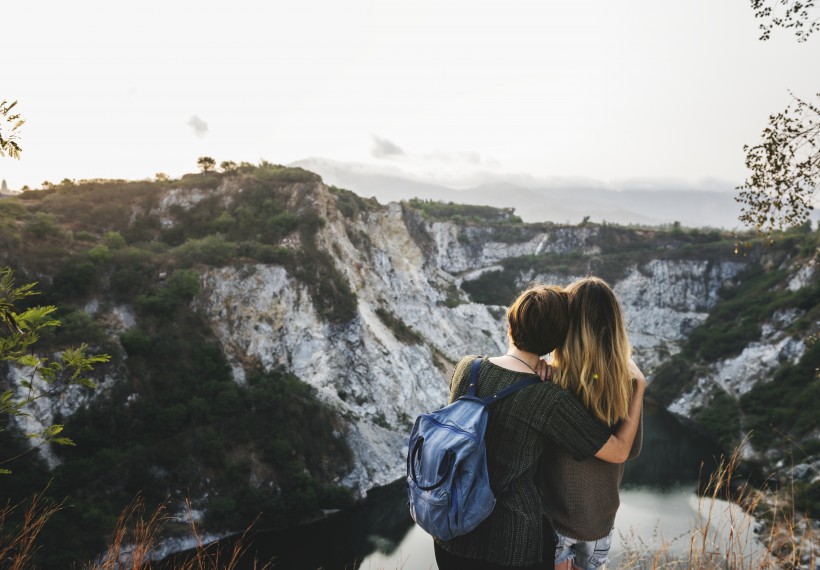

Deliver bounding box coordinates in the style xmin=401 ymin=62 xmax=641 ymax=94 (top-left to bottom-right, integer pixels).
xmin=552 ymin=277 xmax=633 ymax=426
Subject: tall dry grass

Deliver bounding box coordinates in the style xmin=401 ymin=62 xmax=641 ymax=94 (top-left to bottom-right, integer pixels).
xmin=0 ymin=447 xmax=815 ymax=569
xmin=0 ymin=495 xmax=270 ymax=569
xmin=85 ymin=497 xmax=270 ymax=570
xmin=0 ymin=487 xmax=62 ymax=570
xmin=615 ymin=447 xmax=817 ymax=570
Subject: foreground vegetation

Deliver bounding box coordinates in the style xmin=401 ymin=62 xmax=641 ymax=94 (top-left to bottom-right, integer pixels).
xmin=1 ymin=447 xmax=815 ymax=569
xmin=0 ymin=166 xmax=358 ymax=566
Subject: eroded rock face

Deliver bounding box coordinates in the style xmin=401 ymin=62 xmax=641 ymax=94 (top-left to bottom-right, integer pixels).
xmin=194 ymin=190 xmax=509 ymax=494
xmin=8 ymin=363 xmax=117 ymax=469
xmin=191 ymin=184 xmax=761 ymax=495
xmin=614 ymin=260 xmax=746 ymax=369
xmin=668 ymin=316 xmax=806 ymax=420
xmin=516 ymin=259 xmax=747 ymax=370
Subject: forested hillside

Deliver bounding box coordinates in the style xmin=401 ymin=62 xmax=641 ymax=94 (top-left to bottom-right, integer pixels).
xmin=0 ymin=164 xmax=817 ymax=566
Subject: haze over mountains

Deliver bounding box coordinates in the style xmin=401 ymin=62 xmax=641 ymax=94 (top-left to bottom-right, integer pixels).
xmin=293 ymin=157 xmax=747 ymax=229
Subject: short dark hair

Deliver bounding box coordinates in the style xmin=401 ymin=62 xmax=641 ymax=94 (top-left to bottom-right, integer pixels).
xmin=506 ymin=284 xmax=570 ymax=355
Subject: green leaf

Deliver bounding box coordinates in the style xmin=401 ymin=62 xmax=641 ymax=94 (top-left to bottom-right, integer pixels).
xmin=16 ymin=354 xmax=40 ymax=368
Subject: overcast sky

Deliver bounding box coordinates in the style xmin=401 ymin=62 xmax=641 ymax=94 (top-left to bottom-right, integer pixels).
xmin=3 ymin=0 xmax=819 ymax=190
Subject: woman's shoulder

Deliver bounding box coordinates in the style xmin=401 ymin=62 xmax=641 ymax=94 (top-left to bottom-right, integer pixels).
xmin=456 ymin=354 xmax=483 ymax=367
xmin=454 ymin=355 xmax=483 ymax=377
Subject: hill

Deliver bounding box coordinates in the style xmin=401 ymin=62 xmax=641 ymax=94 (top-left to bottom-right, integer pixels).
xmin=0 ymin=164 xmax=817 ymax=566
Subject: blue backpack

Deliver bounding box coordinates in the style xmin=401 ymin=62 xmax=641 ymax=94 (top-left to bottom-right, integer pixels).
xmin=406 ymin=358 xmax=540 ymax=540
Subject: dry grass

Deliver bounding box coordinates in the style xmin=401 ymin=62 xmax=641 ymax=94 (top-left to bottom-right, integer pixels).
xmin=0 ymin=494 xmax=270 ymax=569
xmin=0 ymin=487 xmax=62 ymax=570
xmin=84 ymin=497 xmax=271 ymax=570
xmin=615 ymin=446 xmax=817 ymax=570
xmin=0 ymin=447 xmax=816 ymax=569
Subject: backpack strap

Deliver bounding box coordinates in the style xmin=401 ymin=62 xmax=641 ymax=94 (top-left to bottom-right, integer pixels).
xmin=463 ymin=357 xmax=540 ymax=405
xmin=481 ymin=375 xmax=540 ymax=406
xmin=464 ymin=358 xmax=483 ymax=398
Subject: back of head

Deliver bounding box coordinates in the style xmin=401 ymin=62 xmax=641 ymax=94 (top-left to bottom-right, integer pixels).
xmin=553 ymin=277 xmax=633 ymax=425
xmin=507 ymin=284 xmax=569 ymax=356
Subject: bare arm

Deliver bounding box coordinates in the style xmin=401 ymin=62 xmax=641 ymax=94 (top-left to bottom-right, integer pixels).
xmin=594 ymin=361 xmax=646 ymax=464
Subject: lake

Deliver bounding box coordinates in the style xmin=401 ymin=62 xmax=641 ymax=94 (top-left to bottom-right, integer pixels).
xmin=167 ymin=403 xmax=765 ymax=569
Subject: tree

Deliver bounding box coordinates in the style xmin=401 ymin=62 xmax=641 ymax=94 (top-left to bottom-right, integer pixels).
xmin=738 ymin=2 xmax=820 ymax=239
xmin=751 ymin=0 xmax=820 ymax=41
xmin=0 ymin=100 xmax=24 ymax=159
xmin=197 ymin=156 xmax=216 ymax=173
xmin=0 ymin=267 xmax=110 ymax=475
xmin=737 ymin=92 xmax=820 ymax=237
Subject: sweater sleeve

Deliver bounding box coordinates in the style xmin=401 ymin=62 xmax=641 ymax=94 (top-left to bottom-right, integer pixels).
xmin=449 ymin=355 xmax=479 ymax=404
xmin=545 ymin=391 xmax=612 ymax=461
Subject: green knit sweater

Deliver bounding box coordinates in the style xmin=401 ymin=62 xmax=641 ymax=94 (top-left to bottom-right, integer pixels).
xmin=434 ymin=356 xmax=612 ymax=566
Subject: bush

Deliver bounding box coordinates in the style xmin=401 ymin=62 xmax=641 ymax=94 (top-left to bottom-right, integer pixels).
xmin=647 ymin=354 xmax=698 ymax=406
xmin=120 ymin=328 xmax=152 ymax=356
xmin=135 ymin=269 xmax=200 ymax=316
xmin=170 ymin=234 xmax=237 ymax=267
xmin=53 ymin=260 xmax=99 ymax=299
xmin=694 ymin=389 xmax=741 ymax=449
xmin=740 ymin=341 xmax=820 ymax=449
xmin=375 ymin=308 xmax=421 ymax=344
xmin=405 ymin=199 xmax=522 ymax=224
xmin=103 ymin=231 xmax=126 ymax=249
xmin=25 ymin=212 xmax=61 ymax=239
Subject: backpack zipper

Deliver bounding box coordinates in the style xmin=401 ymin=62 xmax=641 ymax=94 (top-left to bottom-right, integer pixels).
xmin=426 ymin=416 xmax=479 ymax=443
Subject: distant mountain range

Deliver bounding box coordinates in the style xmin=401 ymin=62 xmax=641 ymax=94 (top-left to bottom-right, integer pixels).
xmin=292 ymin=157 xmax=747 ymax=230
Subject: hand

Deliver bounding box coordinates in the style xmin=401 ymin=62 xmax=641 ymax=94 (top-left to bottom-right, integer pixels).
xmin=535 ymin=358 xmax=551 ymax=382
xmin=627 ymin=359 xmax=647 ymax=392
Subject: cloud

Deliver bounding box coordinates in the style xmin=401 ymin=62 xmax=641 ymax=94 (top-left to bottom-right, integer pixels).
xmin=187 ymin=115 xmax=209 ymax=138
xmin=423 ymin=149 xmax=501 ymax=168
xmin=371 ymin=135 xmax=404 ymax=159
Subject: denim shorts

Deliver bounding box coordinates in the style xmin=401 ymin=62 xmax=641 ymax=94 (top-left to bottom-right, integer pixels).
xmin=554 ymin=527 xmax=614 ymax=570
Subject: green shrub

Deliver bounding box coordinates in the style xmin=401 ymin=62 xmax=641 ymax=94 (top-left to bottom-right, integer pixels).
xmin=694 ymin=389 xmax=741 ymax=449
xmin=87 ymin=244 xmax=111 ymax=265
xmin=136 ymin=269 xmax=200 ymax=316
xmin=53 ymin=260 xmax=99 ymax=299
xmin=120 ymin=328 xmax=152 ymax=356
xmin=254 ymin=164 xmax=320 ymax=185
xmin=170 ymin=234 xmax=237 ymax=267
xmin=103 ymin=231 xmax=126 ymax=249
xmin=794 ymin=480 xmax=820 ymax=518
xmin=405 ymin=198 xmax=522 ymax=224
xmin=740 ymin=341 xmax=820 ymax=449
xmin=330 ymin=186 xmax=380 ymax=218
xmin=647 ymin=354 xmax=698 ymax=406
xmin=109 ymin=247 xmax=157 ymax=299
xmin=375 ymin=308 xmax=422 ymax=344
xmin=25 ymin=212 xmax=61 ymax=239
xmin=291 ymin=247 xmax=357 ymax=323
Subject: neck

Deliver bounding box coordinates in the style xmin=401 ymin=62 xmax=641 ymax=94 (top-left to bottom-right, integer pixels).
xmin=505 ymin=348 xmax=539 ymax=372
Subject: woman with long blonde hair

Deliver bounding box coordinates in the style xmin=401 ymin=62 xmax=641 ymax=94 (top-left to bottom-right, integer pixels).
xmin=541 ymin=276 xmax=644 ymax=570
